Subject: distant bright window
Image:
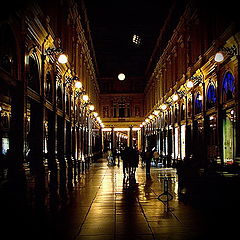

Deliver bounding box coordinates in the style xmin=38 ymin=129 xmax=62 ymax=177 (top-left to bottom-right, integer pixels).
xmin=132 ymin=34 xmax=141 ymax=46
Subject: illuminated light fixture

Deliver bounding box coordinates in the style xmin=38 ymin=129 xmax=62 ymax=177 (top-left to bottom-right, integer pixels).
xmin=74 ymin=81 xmax=82 ymax=89
xmin=96 ymin=116 xmax=100 ymax=121
xmin=93 ymin=112 xmax=98 ymax=117
xmin=132 ymin=34 xmax=141 ymax=46
xmin=140 ymin=124 xmax=143 ymax=127
xmin=153 ymin=110 xmax=160 ymax=116
xmin=145 ymin=118 xmax=150 ymax=123
xmin=209 ymin=115 xmax=214 ymax=120
xmin=45 ymin=47 xmax=68 ymax=64
xmin=186 ymin=80 xmax=194 ymax=89
xmin=214 ymin=45 xmax=238 ymax=62
xmin=89 ymin=105 xmax=95 ymax=111
xmin=149 ymin=115 xmax=154 ymax=119
xmin=118 ymin=73 xmax=125 ymax=81
xmin=161 ymin=104 xmax=167 ymax=110
xmin=172 ymin=93 xmax=179 ymax=101
xmin=58 ymin=53 xmax=68 ymax=64
xmin=82 ymin=94 xmax=89 ymax=102
xmin=214 ymin=52 xmax=224 ymax=62
xmin=142 ymin=122 xmax=146 ymax=125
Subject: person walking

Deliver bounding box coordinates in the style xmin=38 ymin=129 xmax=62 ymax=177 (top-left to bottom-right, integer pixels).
xmin=107 ymin=148 xmax=112 ymax=165
xmin=121 ymin=147 xmax=130 ymax=177
xmin=153 ymin=149 xmax=160 ymax=167
xmin=143 ymin=147 xmax=153 ymax=179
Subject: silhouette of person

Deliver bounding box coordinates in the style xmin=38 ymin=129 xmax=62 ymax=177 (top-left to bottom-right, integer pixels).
xmin=143 ymin=147 xmax=153 ymax=179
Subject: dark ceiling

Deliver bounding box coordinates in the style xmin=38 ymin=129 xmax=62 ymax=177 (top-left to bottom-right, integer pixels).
xmin=84 ymin=0 xmax=174 ymax=93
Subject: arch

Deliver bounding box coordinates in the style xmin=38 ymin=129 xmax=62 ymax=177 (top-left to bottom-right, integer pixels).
xmin=222 ymin=71 xmax=235 ymax=102
xmin=206 ymin=83 xmax=216 ymax=109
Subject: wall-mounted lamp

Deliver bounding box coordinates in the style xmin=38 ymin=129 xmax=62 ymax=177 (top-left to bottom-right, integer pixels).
xmin=88 ymin=104 xmax=95 ymax=111
xmin=82 ymin=94 xmax=89 ymax=102
xmin=153 ymin=109 xmax=160 ymax=116
xmin=149 ymin=114 xmax=154 ymax=120
xmin=172 ymin=93 xmax=179 ymax=101
xmin=186 ymin=80 xmax=194 ymax=89
xmin=74 ymin=80 xmax=82 ymax=89
xmin=45 ymin=47 xmax=68 ymax=64
xmin=214 ymin=45 xmax=238 ymax=62
xmin=93 ymin=112 xmax=98 ymax=117
xmin=160 ymin=104 xmax=167 ymax=111
xmin=65 ymin=76 xmax=80 ymax=86
xmin=118 ymin=73 xmax=125 ymax=81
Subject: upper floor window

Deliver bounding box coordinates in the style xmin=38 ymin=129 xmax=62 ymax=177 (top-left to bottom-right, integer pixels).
xmin=206 ymin=84 xmax=216 ymax=109
xmin=195 ymin=92 xmax=202 ymax=114
xmin=223 ymin=71 xmax=235 ymax=102
xmin=28 ymin=55 xmax=40 ymax=93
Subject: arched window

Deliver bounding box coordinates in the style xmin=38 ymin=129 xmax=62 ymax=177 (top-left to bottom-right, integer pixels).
xmin=28 ymin=55 xmax=40 ymax=92
xmin=206 ymin=84 xmax=216 ymax=109
xmin=195 ymin=92 xmax=202 ymax=114
xmin=223 ymin=71 xmax=235 ymax=102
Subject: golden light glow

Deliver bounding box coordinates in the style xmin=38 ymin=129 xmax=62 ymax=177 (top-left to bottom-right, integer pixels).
xmin=58 ymin=53 xmax=68 ymax=64
xmin=75 ymin=81 xmax=82 ymax=89
xmin=153 ymin=110 xmax=160 ymax=116
xmin=149 ymin=114 xmax=154 ymax=119
xmin=82 ymin=94 xmax=89 ymax=101
xmin=214 ymin=52 xmax=224 ymax=62
xmin=161 ymin=104 xmax=167 ymax=110
xmin=102 ymin=127 xmax=140 ymax=131
xmin=186 ymin=80 xmax=194 ymax=89
xmin=89 ymin=105 xmax=95 ymax=111
xmin=118 ymin=73 xmax=125 ymax=81
xmin=172 ymin=93 xmax=179 ymax=101
xmin=93 ymin=112 xmax=98 ymax=117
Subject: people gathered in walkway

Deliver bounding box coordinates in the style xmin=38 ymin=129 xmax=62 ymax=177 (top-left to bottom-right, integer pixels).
xmin=120 ymin=146 xmax=139 ymax=182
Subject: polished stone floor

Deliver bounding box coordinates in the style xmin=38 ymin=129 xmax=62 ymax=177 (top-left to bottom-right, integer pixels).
xmin=1 ymin=158 xmax=240 ymax=240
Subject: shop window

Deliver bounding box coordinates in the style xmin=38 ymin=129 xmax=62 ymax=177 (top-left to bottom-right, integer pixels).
xmin=195 ymin=92 xmax=202 ymax=114
xmin=45 ymin=71 xmax=53 ymax=101
xmin=57 ymin=84 xmax=63 ymax=109
xmin=174 ymin=105 xmax=178 ymax=122
xmin=206 ymin=84 xmax=216 ymax=109
xmin=181 ymin=104 xmax=185 ymax=121
xmin=223 ymin=71 xmax=235 ymax=102
xmin=187 ymin=99 xmax=192 ymax=118
xmin=66 ymin=93 xmax=70 ymax=116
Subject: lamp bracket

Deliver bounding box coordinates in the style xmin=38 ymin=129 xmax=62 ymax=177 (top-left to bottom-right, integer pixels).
xmin=45 ymin=47 xmax=63 ymax=56
xmin=219 ymin=45 xmax=238 ymax=56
